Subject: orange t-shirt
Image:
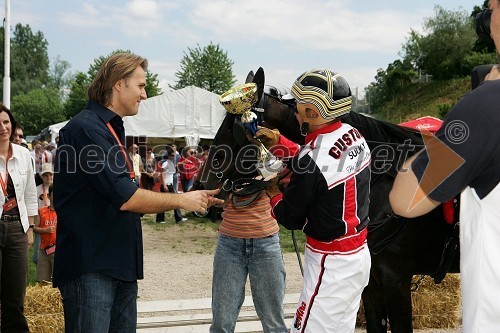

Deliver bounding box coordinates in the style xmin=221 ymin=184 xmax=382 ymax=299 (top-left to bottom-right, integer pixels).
xmin=219 ymin=191 xmax=279 ymax=238
xmin=38 ymin=206 xmax=57 ymax=250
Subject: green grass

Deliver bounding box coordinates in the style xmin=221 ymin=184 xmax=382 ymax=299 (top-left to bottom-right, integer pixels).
xmin=141 ymin=212 xmax=306 ymax=255
xmin=27 ymin=246 xmax=37 ymax=286
xmin=375 ymin=77 xmax=470 ymax=122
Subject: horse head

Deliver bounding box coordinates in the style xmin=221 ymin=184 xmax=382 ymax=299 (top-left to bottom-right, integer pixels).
xmin=193 ymin=68 xmax=268 ymax=199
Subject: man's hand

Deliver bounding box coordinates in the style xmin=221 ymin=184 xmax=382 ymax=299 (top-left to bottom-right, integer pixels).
xmin=255 ymin=127 xmax=280 ymax=149
xmin=266 ymin=177 xmax=281 ymax=198
xmin=179 ymin=189 xmax=224 ymax=213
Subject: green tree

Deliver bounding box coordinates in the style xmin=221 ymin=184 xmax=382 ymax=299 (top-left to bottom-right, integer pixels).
xmin=48 ymin=55 xmax=73 ymax=93
xmin=11 ymin=88 xmax=65 ymax=135
xmin=172 ymin=42 xmax=236 ymax=94
xmin=402 ymin=6 xmax=477 ymax=79
xmin=64 ymin=72 xmax=90 ymax=119
xmin=365 ymin=59 xmax=418 ymax=114
xmin=0 ymin=23 xmax=50 ymax=98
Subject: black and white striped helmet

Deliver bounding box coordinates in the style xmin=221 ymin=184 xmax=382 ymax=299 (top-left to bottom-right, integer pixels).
xmin=291 ymin=69 xmax=352 ymax=121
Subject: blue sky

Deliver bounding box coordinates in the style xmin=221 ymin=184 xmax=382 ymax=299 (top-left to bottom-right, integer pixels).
xmin=2 ymin=0 xmax=484 ymax=98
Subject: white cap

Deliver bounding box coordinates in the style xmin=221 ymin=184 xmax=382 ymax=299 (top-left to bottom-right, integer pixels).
xmin=41 ymin=163 xmax=54 ymax=175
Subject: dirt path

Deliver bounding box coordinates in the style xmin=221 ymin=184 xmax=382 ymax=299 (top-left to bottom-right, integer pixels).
xmin=137 ymin=215 xmax=304 ymax=300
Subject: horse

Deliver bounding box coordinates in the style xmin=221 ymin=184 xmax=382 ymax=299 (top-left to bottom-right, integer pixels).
xmin=194 ymin=68 xmax=460 ymax=333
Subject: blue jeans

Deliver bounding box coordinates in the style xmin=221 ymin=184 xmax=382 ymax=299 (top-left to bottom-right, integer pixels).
xmin=59 ymin=273 xmax=138 ymax=333
xmin=210 ymin=233 xmax=288 ymax=333
xmin=181 ymin=178 xmax=194 ymax=192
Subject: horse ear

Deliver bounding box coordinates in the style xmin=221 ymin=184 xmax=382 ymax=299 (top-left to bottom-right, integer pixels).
xmin=253 ymin=67 xmax=265 ymax=103
xmin=245 ymin=71 xmax=255 ymax=84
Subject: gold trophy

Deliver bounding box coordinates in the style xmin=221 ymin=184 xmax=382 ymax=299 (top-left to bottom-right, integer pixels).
xmin=219 ymin=83 xmax=283 ymax=179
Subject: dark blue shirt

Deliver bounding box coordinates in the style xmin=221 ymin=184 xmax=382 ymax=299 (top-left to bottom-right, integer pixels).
xmin=53 ymin=100 xmax=142 ymax=287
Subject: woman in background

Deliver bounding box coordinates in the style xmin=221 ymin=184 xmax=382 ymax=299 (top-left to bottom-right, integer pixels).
xmin=0 ymin=104 xmax=38 ymax=332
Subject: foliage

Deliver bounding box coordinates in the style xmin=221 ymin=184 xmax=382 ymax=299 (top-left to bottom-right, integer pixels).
xmin=367 ymin=3 xmax=496 ymax=116
xmin=0 ymin=24 xmax=50 ymax=98
xmin=371 ymin=77 xmax=470 ymax=123
xmin=364 ymin=59 xmax=418 ymax=112
xmin=401 ymin=6 xmax=477 ymax=80
xmin=11 ymin=88 xmax=65 ymax=135
xmin=47 ymin=55 xmax=73 ymax=94
xmin=64 ymin=72 xmax=90 ymax=119
xmin=171 ymin=42 xmax=236 ymax=94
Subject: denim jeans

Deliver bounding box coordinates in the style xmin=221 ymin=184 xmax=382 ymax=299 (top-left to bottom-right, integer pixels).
xmin=0 ymin=220 xmax=29 ymax=333
xmin=59 ymin=272 xmax=138 ymax=333
xmin=210 ymin=233 xmax=288 ymax=333
xmin=181 ymin=178 xmax=194 ymax=192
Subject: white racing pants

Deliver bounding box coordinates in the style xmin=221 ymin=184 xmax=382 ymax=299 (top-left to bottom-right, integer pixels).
xmin=291 ymin=240 xmax=371 ymax=333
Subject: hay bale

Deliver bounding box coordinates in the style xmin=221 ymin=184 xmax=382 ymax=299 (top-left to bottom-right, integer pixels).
xmin=411 ymin=274 xmax=461 ymax=329
xmin=356 ymin=274 xmax=461 ymax=329
xmin=24 ymin=285 xmax=64 ymax=333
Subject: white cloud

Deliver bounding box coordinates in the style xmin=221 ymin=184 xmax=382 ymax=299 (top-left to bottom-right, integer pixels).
xmin=119 ymin=0 xmax=164 ymax=37
xmin=187 ymin=0 xmax=423 ymax=54
xmin=148 ymin=58 xmax=178 ymax=92
xmin=59 ymin=3 xmax=107 ymax=29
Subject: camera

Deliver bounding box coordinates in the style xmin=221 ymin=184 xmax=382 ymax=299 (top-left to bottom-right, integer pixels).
xmin=475 ymin=9 xmax=492 ymax=42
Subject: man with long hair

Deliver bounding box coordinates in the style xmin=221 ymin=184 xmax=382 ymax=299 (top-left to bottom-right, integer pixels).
xmin=53 ymin=52 xmax=222 ymax=332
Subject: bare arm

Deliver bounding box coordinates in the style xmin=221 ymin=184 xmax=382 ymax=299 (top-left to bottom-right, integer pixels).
xmin=389 ymin=153 xmax=440 ymax=218
xmin=120 ymin=188 xmax=223 ymax=214
xmin=27 ymin=216 xmax=34 ymax=248
xmin=33 ymin=215 xmax=56 ymax=234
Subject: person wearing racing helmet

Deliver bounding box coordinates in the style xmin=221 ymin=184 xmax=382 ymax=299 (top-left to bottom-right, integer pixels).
xmin=266 ymin=69 xmax=372 ymax=333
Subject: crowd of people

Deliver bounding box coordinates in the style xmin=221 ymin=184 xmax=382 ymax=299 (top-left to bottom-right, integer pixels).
xmin=135 ymin=143 xmax=209 ymax=223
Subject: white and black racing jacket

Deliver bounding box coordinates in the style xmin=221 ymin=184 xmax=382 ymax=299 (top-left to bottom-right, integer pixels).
xmin=270 ymin=121 xmax=371 ymax=243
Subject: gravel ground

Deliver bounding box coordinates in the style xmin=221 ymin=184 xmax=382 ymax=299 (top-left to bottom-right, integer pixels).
xmin=137 ymin=216 xmax=462 ymax=332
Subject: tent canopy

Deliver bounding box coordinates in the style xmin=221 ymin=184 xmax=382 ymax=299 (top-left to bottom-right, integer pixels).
xmin=36 ymin=120 xmax=69 ymax=142
xmin=123 ymin=86 xmax=226 ymax=143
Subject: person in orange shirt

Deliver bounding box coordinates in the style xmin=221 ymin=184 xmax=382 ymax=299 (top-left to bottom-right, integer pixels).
xmin=33 ymin=184 xmax=57 ymax=283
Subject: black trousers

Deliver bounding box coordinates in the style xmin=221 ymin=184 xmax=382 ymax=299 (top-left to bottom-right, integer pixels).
xmin=0 ymin=220 xmax=29 ymax=333
xmin=156 ymin=185 xmax=183 ymax=222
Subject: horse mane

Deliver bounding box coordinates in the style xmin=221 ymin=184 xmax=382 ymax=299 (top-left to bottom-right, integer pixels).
xmin=343 ymin=112 xmax=424 ymax=148
xmin=343 ymin=112 xmax=425 ymax=177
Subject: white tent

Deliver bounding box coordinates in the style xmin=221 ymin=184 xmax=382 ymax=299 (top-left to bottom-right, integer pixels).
xmin=123 ymin=86 xmax=226 ymax=146
xmin=36 ymin=120 xmax=69 ymax=143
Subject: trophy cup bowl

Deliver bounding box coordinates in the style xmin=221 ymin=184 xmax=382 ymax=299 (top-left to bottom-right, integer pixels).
xmin=219 ymin=83 xmax=258 ymax=115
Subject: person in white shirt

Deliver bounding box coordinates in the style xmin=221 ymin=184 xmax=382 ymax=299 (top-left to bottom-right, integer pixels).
xmin=156 ymin=152 xmax=186 ymax=224
xmin=0 ymin=104 xmax=38 ymax=331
